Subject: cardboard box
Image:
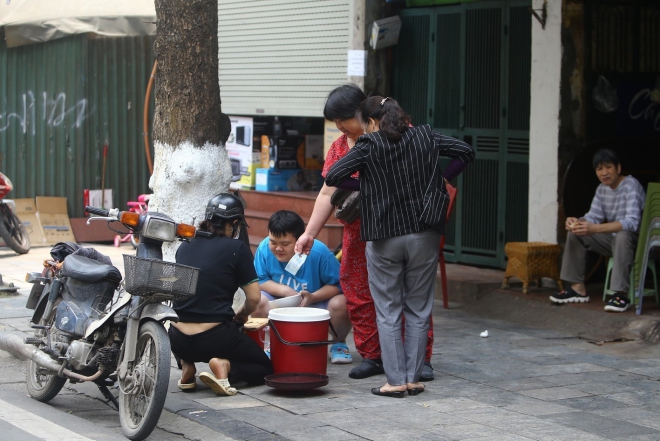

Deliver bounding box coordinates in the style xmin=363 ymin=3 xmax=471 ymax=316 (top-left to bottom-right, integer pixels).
xmin=84 ymin=189 xmax=113 ymax=213
xmin=35 ymin=197 xmax=76 ymax=244
xmin=236 ymin=161 xmax=261 ymax=189
xmin=11 ymin=198 xmax=46 ymax=245
xmin=227 ymin=116 xmax=261 ymax=185
xmin=228 ymin=150 xmax=261 ymax=187
xmin=256 ymin=168 xmax=323 ymax=192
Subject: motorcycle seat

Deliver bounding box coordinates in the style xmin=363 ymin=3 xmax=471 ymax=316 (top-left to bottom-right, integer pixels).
xmin=61 ymin=254 xmax=122 ymax=283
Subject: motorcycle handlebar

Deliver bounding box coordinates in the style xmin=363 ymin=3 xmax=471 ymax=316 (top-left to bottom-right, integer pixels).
xmin=85 ymin=206 xmax=109 ymax=217
xmin=195 ymin=230 xmax=213 ymax=239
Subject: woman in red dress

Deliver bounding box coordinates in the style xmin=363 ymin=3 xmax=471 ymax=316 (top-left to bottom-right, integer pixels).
xmin=295 ymin=85 xmax=435 ymax=380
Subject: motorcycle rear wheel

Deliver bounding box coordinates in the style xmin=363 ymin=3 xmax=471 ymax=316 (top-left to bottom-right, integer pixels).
xmin=119 ymin=321 xmax=170 ymax=441
xmin=26 ymin=314 xmax=66 ymax=402
xmin=0 ymin=203 xmax=30 ymax=254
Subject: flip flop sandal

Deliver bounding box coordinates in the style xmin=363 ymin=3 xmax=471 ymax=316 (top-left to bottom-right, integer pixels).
xmin=178 ymin=379 xmax=196 ymax=391
xmin=199 ymin=372 xmax=237 ymax=396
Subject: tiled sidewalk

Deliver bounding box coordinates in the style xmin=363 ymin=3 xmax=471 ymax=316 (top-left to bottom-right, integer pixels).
xmin=2 ymin=245 xmax=660 ymax=440
xmin=163 ymin=306 xmax=660 ymax=441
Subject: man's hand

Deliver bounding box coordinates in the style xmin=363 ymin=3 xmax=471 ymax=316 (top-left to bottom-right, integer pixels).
xmin=570 ymin=220 xmax=597 ymax=236
xmin=295 ymin=232 xmax=315 ymax=255
xmin=565 ymin=217 xmax=579 ymax=231
xmin=299 ymin=290 xmax=315 ymax=307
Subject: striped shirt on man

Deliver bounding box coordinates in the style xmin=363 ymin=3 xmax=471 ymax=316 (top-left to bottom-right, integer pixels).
xmin=584 ymin=175 xmax=645 ymax=233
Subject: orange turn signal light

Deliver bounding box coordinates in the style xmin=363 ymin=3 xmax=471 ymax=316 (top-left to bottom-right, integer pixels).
xmin=177 ymin=223 xmax=196 ymax=238
xmin=119 ymin=211 xmax=140 ymax=227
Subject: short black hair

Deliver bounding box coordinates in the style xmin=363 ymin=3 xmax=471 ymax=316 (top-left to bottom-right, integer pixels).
xmin=592 ymin=148 xmax=620 ymax=169
xmin=268 ymin=210 xmax=305 ymax=239
xmin=323 ymin=84 xmax=367 ymax=121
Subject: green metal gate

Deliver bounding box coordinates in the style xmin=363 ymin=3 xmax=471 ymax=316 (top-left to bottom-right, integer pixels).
xmin=394 ymin=0 xmax=531 ymax=268
xmin=0 ymin=32 xmax=155 ymax=218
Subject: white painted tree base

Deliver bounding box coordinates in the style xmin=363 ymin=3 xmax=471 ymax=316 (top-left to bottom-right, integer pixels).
xmin=148 ymin=140 xmax=232 ymax=261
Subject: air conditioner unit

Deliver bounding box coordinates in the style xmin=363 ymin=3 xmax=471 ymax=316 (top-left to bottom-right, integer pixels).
xmin=369 ymin=16 xmax=402 ymax=50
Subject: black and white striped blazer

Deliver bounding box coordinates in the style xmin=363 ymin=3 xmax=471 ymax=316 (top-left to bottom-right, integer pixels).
xmin=325 ymin=125 xmax=474 ymax=241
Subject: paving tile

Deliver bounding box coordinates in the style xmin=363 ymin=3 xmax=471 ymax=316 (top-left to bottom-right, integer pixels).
xmin=559 ymin=395 xmax=632 ymax=411
xmin=195 ymin=394 xmax=269 ymax=410
xmin=429 ymin=422 xmax=509 ymax=440
xmin=526 ymin=363 xmax=612 ymax=377
xmin=274 ymin=425 xmax=362 ymax=441
xmin=221 ymin=406 xmax=327 ymax=432
xmin=504 ymin=400 xmax=575 ymax=416
xmin=539 ymin=411 xmax=660 ymax=438
xmin=591 ymin=405 xmax=660 ymax=422
xmin=605 ymin=390 xmax=660 ymax=406
xmin=489 ymin=378 xmax=557 ymax=392
xmin=416 ymin=397 xmax=492 ymax=413
xmin=624 ymin=366 xmax=660 ymax=378
xmin=564 ymin=381 xmax=637 ymax=395
xmin=519 ymin=386 xmax=592 ymax=400
xmin=609 ymin=434 xmax=660 ymax=441
xmin=536 ymin=370 xmax=651 ymax=387
xmin=362 ymin=403 xmax=473 ymax=427
xmin=460 ymin=435 xmax=535 ymax=441
xmin=513 ymin=425 xmax=609 ymax=441
xmin=450 ymin=406 xmax=552 ymax=430
xmin=460 ymin=388 xmax=544 ymax=408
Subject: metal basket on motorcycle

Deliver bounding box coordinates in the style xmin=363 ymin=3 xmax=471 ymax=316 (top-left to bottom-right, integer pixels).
xmin=123 ymin=255 xmax=199 ymax=302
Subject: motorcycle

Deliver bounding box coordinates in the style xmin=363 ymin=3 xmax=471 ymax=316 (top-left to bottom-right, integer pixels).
xmin=0 ymin=172 xmax=31 ymax=254
xmin=1 ymin=205 xmax=199 ymax=440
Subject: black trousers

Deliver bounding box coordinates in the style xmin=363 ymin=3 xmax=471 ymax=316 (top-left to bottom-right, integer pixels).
xmin=169 ymin=322 xmax=273 ymax=385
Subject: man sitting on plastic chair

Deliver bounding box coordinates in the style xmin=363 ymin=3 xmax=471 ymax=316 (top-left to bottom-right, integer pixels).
xmin=550 ymin=149 xmax=645 ymax=313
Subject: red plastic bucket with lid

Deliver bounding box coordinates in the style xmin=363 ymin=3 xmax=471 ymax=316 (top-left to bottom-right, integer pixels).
xmin=268 ymin=307 xmax=337 ymax=375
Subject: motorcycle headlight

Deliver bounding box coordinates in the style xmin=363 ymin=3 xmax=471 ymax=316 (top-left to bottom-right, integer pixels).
xmin=142 ymin=215 xmax=176 ymax=242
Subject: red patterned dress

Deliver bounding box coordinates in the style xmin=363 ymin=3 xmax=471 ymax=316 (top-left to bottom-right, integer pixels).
xmin=323 ymin=134 xmax=434 ymax=361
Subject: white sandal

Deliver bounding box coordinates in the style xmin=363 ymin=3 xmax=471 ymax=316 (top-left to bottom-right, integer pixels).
xmin=177 ymin=379 xmax=196 ymax=391
xmin=199 ymin=372 xmax=237 ymax=396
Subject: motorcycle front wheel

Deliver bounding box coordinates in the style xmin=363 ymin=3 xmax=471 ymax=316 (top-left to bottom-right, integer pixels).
xmin=26 ymin=313 xmax=66 ymax=402
xmin=0 ymin=203 xmax=30 ymax=254
xmin=119 ymin=321 xmax=170 ymax=441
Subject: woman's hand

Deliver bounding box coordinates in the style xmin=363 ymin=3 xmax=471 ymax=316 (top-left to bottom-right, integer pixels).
xmin=299 ymin=290 xmax=315 ymax=307
xmin=295 ymin=232 xmax=315 ymax=255
xmin=233 ymin=311 xmax=249 ymax=323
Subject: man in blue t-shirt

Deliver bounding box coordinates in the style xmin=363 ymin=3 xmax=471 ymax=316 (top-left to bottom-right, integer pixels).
xmin=252 ymin=210 xmax=353 ymax=364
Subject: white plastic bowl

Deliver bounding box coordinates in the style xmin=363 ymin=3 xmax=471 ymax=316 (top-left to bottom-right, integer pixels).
xmin=268 ymin=294 xmax=302 ymax=309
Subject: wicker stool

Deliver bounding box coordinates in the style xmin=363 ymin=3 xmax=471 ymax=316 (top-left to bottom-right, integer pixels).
xmin=502 ymin=242 xmax=563 ymax=294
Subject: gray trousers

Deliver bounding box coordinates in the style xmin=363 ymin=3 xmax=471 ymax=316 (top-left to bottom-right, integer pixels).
xmin=560 ymin=230 xmax=637 ymax=293
xmin=365 ymin=230 xmax=441 ymax=386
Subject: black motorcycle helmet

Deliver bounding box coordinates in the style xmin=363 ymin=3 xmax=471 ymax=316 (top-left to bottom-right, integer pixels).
xmin=205 ymin=193 xmax=249 ymax=237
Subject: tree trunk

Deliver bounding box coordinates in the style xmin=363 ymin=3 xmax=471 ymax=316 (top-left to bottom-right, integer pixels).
xmin=148 ymin=0 xmax=232 ymax=260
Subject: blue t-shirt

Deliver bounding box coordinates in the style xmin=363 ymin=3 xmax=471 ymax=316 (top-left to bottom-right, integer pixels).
xmin=254 ymin=237 xmax=341 ymax=300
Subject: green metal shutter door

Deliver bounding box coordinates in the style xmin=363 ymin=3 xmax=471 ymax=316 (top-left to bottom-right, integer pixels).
xmin=504 ymin=5 xmax=531 ymax=244
xmin=461 ymin=5 xmax=502 ymax=260
xmin=85 ymin=36 xmax=155 ymax=216
xmin=0 ymin=37 xmax=86 ymax=208
xmin=218 ymin=0 xmax=351 ymax=117
xmin=1 ymin=35 xmax=155 ymax=217
xmin=393 ymin=12 xmax=430 ymax=126
xmin=433 ymin=11 xmax=461 ymax=130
